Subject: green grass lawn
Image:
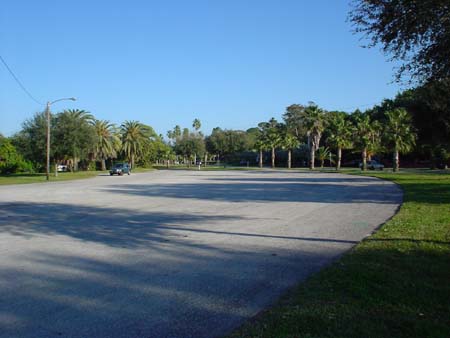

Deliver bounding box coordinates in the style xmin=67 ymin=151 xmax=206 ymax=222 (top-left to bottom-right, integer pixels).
xmin=230 ymin=170 xmax=450 ymax=338
xmin=0 ymin=171 xmax=105 ymax=185
xmin=0 ymin=167 xmax=154 ymax=185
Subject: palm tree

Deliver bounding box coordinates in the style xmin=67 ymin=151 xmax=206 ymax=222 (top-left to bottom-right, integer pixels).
xmin=192 ymin=118 xmax=201 ymax=131
xmin=384 ymin=108 xmax=416 ymax=172
xmin=92 ymin=120 xmax=120 ymax=171
xmin=258 ymin=118 xmax=282 ymax=168
xmin=63 ymin=109 xmax=94 ymax=122
xmin=120 ymin=121 xmax=150 ymax=168
xmin=328 ymin=113 xmax=353 ymax=170
xmin=353 ymin=114 xmax=379 ymax=171
xmin=316 ymin=146 xmax=331 ymax=169
xmin=254 ymin=139 xmax=267 ymax=168
xmin=303 ymin=104 xmax=327 ymax=170
xmin=282 ymin=133 xmax=300 ymax=169
xmin=192 ymin=119 xmax=202 ymax=164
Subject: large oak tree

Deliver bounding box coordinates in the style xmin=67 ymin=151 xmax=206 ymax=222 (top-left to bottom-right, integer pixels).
xmin=350 ymin=0 xmax=450 ymax=83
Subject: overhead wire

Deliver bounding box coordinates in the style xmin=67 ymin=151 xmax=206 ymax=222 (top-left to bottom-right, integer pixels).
xmin=0 ymin=54 xmax=44 ymax=105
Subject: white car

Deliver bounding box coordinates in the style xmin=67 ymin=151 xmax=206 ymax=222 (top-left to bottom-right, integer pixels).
xmin=57 ymin=164 xmax=68 ymax=172
xmin=359 ymin=160 xmax=384 ymax=170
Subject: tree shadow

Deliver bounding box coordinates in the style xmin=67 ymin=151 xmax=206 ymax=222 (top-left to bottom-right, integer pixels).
xmin=99 ymin=180 xmax=402 ymax=204
xmin=0 ymin=202 xmax=243 ymax=249
xmin=0 ymin=202 xmax=351 ymax=338
xmin=205 ymin=176 xmax=380 ymax=183
xmin=0 ymin=202 xmax=363 ymax=248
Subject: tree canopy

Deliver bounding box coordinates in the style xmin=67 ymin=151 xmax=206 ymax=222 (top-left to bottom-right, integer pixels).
xmin=350 ymin=0 xmax=450 ymax=82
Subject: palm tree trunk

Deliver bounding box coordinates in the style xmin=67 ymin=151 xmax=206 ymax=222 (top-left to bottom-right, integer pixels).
xmin=362 ymin=148 xmax=367 ymax=171
xmin=131 ymin=154 xmax=135 ymax=169
xmin=101 ymin=159 xmax=106 ymax=171
xmin=204 ymin=153 xmax=207 ymax=167
xmin=309 ymin=146 xmax=315 ymax=170
xmin=259 ymin=149 xmax=263 ymax=168
xmin=336 ymin=147 xmax=342 ymax=170
xmin=321 ymin=159 xmax=324 ymax=169
xmin=271 ymin=147 xmax=275 ymax=168
xmin=393 ymin=148 xmax=399 ymax=172
xmin=288 ymin=149 xmax=292 ymax=169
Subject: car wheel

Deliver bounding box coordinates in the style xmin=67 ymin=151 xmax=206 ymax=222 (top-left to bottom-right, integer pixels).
xmin=110 ymin=173 xmax=113 ymax=176
xmin=128 ymin=172 xmax=130 ymax=175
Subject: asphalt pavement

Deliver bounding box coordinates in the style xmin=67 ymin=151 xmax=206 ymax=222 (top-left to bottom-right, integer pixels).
xmin=0 ymin=169 xmax=402 ymax=338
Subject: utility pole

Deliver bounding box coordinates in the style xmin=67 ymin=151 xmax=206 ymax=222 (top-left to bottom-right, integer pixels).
xmin=45 ymin=97 xmax=77 ymax=181
xmin=46 ymin=102 xmax=51 ymax=180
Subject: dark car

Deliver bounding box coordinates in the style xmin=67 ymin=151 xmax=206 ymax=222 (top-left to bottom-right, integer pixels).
xmin=110 ymin=163 xmax=131 ymax=176
xmin=359 ymin=160 xmax=384 ymax=170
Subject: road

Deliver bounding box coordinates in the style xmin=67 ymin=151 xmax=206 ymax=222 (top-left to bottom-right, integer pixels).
xmin=0 ymin=170 xmax=402 ymax=338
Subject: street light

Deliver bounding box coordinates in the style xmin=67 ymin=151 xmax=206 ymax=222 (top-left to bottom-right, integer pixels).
xmin=46 ymin=97 xmax=77 ymax=180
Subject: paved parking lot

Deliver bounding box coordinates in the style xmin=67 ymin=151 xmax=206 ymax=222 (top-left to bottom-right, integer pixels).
xmin=0 ymin=170 xmax=402 ymax=338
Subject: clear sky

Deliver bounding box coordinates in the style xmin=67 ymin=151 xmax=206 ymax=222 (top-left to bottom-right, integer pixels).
xmin=0 ymin=0 xmax=402 ymax=137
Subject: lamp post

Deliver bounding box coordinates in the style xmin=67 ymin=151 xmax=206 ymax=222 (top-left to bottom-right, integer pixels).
xmin=46 ymin=97 xmax=76 ymax=181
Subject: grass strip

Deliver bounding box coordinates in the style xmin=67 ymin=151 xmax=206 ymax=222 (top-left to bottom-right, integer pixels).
xmin=0 ymin=171 xmax=104 ymax=185
xmin=229 ymin=171 xmax=450 ymax=338
xmin=0 ymin=167 xmax=155 ymax=185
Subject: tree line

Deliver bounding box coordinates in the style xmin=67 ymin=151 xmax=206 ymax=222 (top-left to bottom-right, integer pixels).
xmin=2 ymin=78 xmax=448 ymax=175
xmin=0 ymin=110 xmax=171 ymax=174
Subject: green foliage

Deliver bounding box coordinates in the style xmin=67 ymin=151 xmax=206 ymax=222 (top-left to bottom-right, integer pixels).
xmin=53 ymin=109 xmax=96 ymax=170
xmin=383 ymin=108 xmax=417 ymax=171
xmin=350 ymin=0 xmax=450 ymax=82
xmin=397 ymin=80 xmax=450 ymax=148
xmin=258 ymin=118 xmax=283 ymax=149
xmin=327 ymin=111 xmax=353 ymax=150
xmin=138 ymin=136 xmax=172 ymax=167
xmin=174 ymin=131 xmax=205 ymax=158
xmin=0 ymin=138 xmax=32 ymax=174
xmin=258 ymin=118 xmax=284 ymax=167
xmin=281 ymin=133 xmax=300 ymax=151
xmin=283 ymin=104 xmax=308 ymax=141
xmin=352 ymin=113 xmax=381 ymax=170
xmin=192 ymin=118 xmax=201 ymax=131
xmin=302 ymin=103 xmax=327 ymax=169
xmin=92 ymin=120 xmax=121 ymax=165
xmin=205 ymin=127 xmax=252 ymax=159
xmin=316 ymin=146 xmax=332 ymax=168
xmin=11 ymin=112 xmax=48 ymax=170
xmin=120 ymin=121 xmax=156 ymax=168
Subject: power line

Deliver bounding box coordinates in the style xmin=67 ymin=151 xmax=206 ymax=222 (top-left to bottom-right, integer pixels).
xmin=0 ymin=54 xmax=44 ymax=105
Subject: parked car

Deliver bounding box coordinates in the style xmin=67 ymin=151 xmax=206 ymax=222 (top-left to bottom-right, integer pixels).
xmin=110 ymin=163 xmax=131 ymax=176
xmin=57 ymin=164 xmax=68 ymax=172
xmin=359 ymin=160 xmax=384 ymax=170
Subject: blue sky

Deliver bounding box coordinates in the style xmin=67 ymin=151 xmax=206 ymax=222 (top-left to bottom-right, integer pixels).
xmin=0 ymin=0 xmax=402 ymax=137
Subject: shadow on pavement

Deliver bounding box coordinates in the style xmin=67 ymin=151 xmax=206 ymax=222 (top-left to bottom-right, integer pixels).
xmin=99 ymin=179 xmax=401 ymax=204
xmin=0 ymin=202 xmax=340 ymax=338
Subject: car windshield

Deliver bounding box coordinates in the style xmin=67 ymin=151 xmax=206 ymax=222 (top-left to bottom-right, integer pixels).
xmin=114 ymin=164 xmax=124 ymax=168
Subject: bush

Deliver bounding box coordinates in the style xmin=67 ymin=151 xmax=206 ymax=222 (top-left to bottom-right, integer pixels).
xmin=0 ymin=139 xmax=33 ymax=174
